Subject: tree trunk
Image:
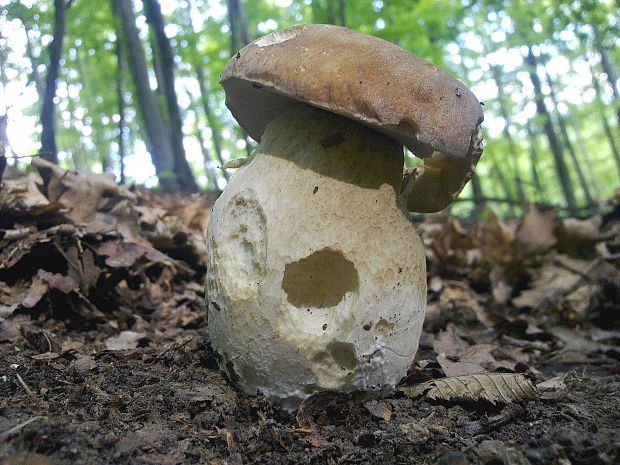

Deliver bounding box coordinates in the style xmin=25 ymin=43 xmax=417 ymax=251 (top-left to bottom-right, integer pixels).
xmin=490 ymin=65 xmax=527 ymax=209
xmin=227 ymin=0 xmax=253 ymax=157
xmin=337 ymin=0 xmax=346 ymax=26
xmin=525 ymin=120 xmax=547 ymax=202
xmin=590 ymin=64 xmax=620 ymax=179
xmin=470 ymin=173 xmax=485 ymax=218
xmin=113 ymin=0 xmax=179 ymax=190
xmin=228 ymin=0 xmax=250 ymax=53
xmin=184 ymin=0 xmax=228 ymax=182
xmin=568 ymin=118 xmax=601 ymax=197
xmin=596 ymin=40 xmax=620 ymax=130
xmin=195 ymin=65 xmax=228 ymax=180
xmin=524 ymin=47 xmax=577 ymax=215
xmin=144 ymin=0 xmax=197 ymax=192
xmin=543 ymin=68 xmax=594 ymax=206
xmin=113 ymin=5 xmax=127 ymax=184
xmin=40 ymin=0 xmax=72 ymax=164
xmin=23 ymin=27 xmax=44 ymax=97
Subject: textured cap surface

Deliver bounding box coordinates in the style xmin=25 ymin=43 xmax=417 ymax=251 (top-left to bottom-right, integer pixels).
xmin=221 ymin=24 xmax=484 ymax=160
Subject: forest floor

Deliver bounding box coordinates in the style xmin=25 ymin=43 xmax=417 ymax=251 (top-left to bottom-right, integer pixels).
xmin=0 ymin=162 xmax=619 ymax=465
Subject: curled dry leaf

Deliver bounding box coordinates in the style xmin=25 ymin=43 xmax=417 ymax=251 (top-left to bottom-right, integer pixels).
xmin=536 ymin=375 xmax=567 ymax=401
xmin=32 ymin=158 xmax=136 ymax=224
xmin=515 ymin=205 xmax=557 ymax=255
xmin=400 ymin=373 xmax=537 ymax=405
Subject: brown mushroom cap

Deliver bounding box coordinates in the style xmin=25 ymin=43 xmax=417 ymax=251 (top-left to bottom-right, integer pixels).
xmin=221 ymin=24 xmax=483 ymax=161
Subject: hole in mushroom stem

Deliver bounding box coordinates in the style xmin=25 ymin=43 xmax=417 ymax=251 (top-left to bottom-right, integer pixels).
xmin=375 ymin=318 xmax=394 ymax=336
xmin=327 ymin=341 xmax=357 ymax=371
xmin=282 ymin=248 xmax=359 ymax=308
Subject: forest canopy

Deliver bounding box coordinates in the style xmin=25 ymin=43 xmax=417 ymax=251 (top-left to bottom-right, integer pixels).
xmin=0 ymin=0 xmax=618 ymax=216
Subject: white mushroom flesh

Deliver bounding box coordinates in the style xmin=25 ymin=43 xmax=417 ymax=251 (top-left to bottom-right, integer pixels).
xmin=206 ymin=105 xmax=426 ymax=409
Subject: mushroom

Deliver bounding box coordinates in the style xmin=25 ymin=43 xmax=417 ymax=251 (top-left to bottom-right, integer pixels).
xmin=206 ymin=25 xmax=484 ymax=409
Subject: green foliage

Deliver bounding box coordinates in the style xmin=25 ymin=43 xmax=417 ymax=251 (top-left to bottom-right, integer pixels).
xmin=0 ymin=0 xmax=618 ymax=213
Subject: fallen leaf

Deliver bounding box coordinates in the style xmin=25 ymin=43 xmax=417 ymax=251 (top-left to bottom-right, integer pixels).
xmin=33 ymin=158 xmax=136 ymax=224
xmin=30 ymin=351 xmax=60 ymax=361
xmin=515 ymin=205 xmax=557 ymax=254
xmin=0 ymin=319 xmax=21 ymax=342
xmin=72 ymin=355 xmax=96 ymax=372
xmin=61 ymin=340 xmax=83 ymax=353
xmin=536 ymin=375 xmax=567 ymax=401
xmin=104 ymin=331 xmax=146 ymax=351
xmin=364 ymin=400 xmax=392 ymax=421
xmin=400 ymin=373 xmax=537 ymax=405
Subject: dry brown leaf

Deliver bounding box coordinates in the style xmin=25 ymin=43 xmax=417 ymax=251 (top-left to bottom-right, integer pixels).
xmin=33 ymin=158 xmax=136 ymax=224
xmin=536 ymin=375 xmax=567 ymax=401
xmin=556 ymin=216 xmax=606 ymax=257
xmin=104 ymin=331 xmax=147 ymax=351
xmin=72 ymin=355 xmax=97 ymax=372
xmin=400 ymin=373 xmax=537 ymax=405
xmin=0 ymin=319 xmax=21 ymax=342
xmin=364 ymin=400 xmax=392 ymax=421
xmin=433 ymin=326 xmax=504 ymax=377
xmin=515 ymin=205 xmax=557 ymax=254
xmin=512 ymin=256 xmax=587 ymax=309
xmin=61 ymin=340 xmax=83 ymax=353
xmin=0 ymin=278 xmax=48 ymax=317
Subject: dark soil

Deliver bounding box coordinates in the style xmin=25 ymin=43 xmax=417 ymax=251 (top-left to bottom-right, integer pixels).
xmin=1 ymin=320 xmax=618 ymax=465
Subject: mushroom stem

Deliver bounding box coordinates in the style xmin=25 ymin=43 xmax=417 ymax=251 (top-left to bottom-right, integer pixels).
xmin=255 ymin=104 xmax=405 ymax=196
xmin=402 ymin=127 xmax=484 ymax=213
xmin=206 ymin=105 xmax=427 ymax=408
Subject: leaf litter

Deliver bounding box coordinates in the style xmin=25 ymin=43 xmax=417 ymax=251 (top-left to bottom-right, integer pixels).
xmin=0 ymin=164 xmax=619 ymax=464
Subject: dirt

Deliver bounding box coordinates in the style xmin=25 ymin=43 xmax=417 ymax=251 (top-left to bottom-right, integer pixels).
xmin=1 ymin=165 xmax=619 ymax=464
xmin=0 ymin=312 xmax=618 ymax=465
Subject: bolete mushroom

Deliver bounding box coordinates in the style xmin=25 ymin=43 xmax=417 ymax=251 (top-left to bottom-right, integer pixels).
xmin=206 ymin=25 xmax=483 ymax=409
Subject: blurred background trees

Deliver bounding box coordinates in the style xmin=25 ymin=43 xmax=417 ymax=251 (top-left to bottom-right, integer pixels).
xmin=0 ymin=0 xmax=618 ymax=216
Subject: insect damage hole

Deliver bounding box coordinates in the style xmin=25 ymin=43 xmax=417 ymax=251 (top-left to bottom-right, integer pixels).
xmin=282 ymin=248 xmax=359 ymax=308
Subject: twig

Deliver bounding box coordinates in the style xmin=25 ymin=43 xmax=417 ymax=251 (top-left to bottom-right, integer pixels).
xmin=16 ymin=373 xmax=37 ymax=400
xmin=3 ymin=154 xmax=38 ymax=159
xmin=0 ymin=416 xmax=47 ymax=440
xmin=0 ymin=227 xmax=34 ymax=241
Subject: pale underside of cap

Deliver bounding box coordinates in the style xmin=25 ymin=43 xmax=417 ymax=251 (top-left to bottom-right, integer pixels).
xmin=221 ymin=24 xmax=484 ymax=161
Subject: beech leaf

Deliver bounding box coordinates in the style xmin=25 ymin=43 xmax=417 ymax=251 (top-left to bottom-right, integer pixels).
xmin=400 ymin=373 xmax=537 ymax=405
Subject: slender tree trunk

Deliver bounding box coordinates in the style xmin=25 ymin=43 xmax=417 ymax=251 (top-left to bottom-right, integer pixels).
xmin=228 ymin=0 xmax=250 ymax=53
xmin=596 ymin=40 xmax=620 ymax=130
xmin=114 ymin=7 xmax=127 ymax=184
xmin=195 ymin=65 xmax=228 ymax=180
xmin=543 ymin=68 xmax=593 ymax=206
xmin=525 ymin=120 xmax=547 ymax=202
xmin=470 ymin=173 xmax=485 ymax=218
xmin=227 ymin=0 xmax=253 ymax=157
xmin=189 ymin=98 xmax=219 ymax=189
xmin=40 ymin=0 xmax=72 ymax=164
xmin=184 ymin=0 xmax=228 ymax=182
xmin=490 ymin=65 xmax=527 ymax=209
xmin=590 ymin=64 xmax=620 ymax=179
xmin=23 ymin=28 xmax=44 ymax=97
xmin=73 ymin=46 xmax=112 ymax=172
xmin=113 ymin=0 xmax=179 ymax=190
xmin=568 ymin=118 xmax=601 ymax=196
xmin=144 ymin=0 xmax=197 ymax=192
xmin=337 ymin=0 xmax=346 ymax=26
xmin=524 ymin=47 xmax=577 ymax=215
